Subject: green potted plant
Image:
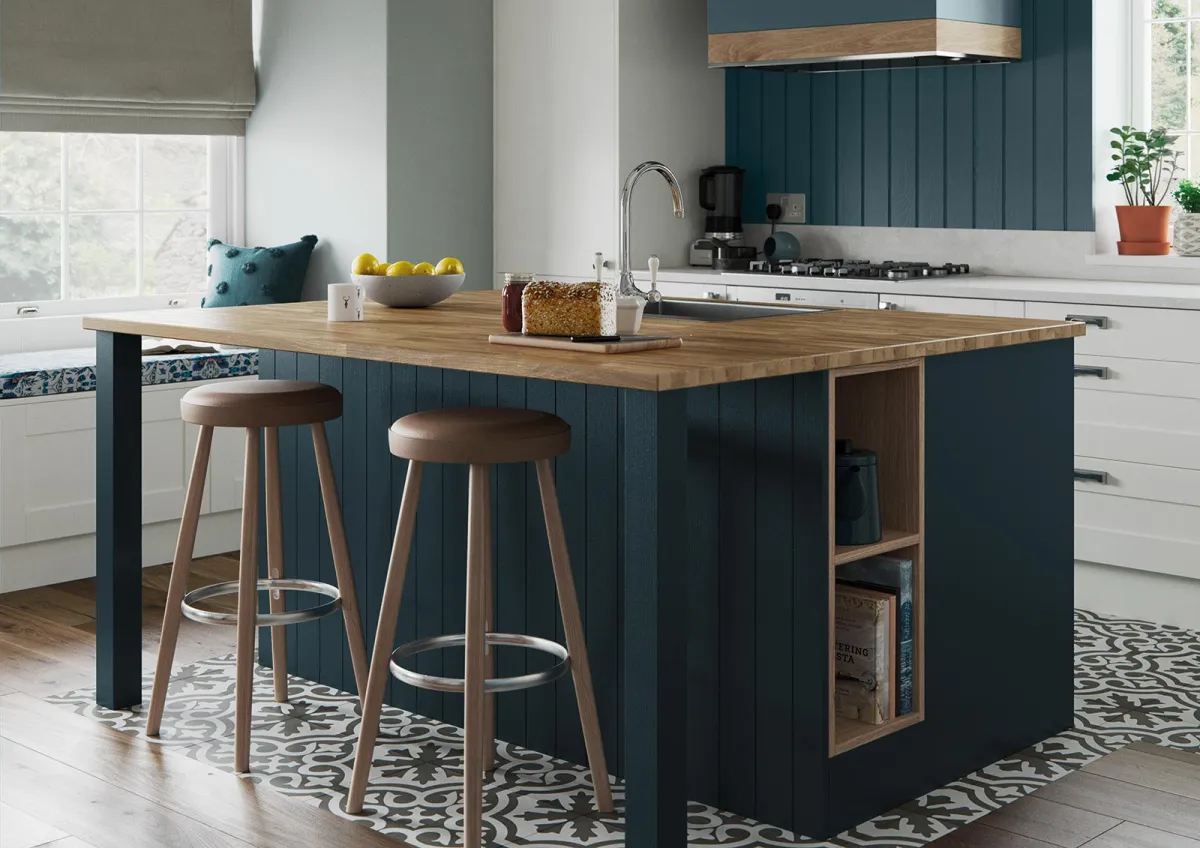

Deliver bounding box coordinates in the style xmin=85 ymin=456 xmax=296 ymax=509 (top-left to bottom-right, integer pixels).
xmin=1107 ymin=125 xmax=1180 ymax=255
xmin=1173 ymin=179 xmax=1200 ymax=256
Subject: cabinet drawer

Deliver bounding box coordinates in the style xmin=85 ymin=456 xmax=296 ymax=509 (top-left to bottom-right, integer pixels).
xmin=1073 ymin=457 xmax=1200 ymax=507
xmin=656 ymin=281 xmax=727 ymax=300
xmin=887 ymin=295 xmax=1024 ymax=317
xmin=1072 ymin=355 xmax=1200 ymax=399
xmin=1026 ymin=301 xmax=1200 ymax=363
xmin=728 ymin=286 xmax=879 ymax=309
xmin=1075 ymin=490 xmax=1200 ymax=580
xmin=1076 ymin=390 xmax=1200 ymax=469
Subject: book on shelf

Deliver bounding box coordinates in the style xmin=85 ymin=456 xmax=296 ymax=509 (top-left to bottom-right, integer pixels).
xmin=834 ymin=584 xmax=896 ymax=725
xmin=838 ymin=554 xmax=914 ymax=716
xmin=141 ymin=337 xmax=219 ymax=356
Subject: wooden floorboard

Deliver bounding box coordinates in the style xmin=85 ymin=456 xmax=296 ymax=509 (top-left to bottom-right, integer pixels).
xmin=934 ymin=744 xmax=1200 ymax=847
xmin=0 ymin=556 xmax=405 ymax=848
xmin=0 ymin=693 xmax=404 ymax=848
xmin=0 ymin=556 xmax=238 ymax=698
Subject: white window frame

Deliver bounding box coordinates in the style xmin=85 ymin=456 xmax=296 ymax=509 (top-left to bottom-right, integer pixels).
xmin=1129 ymin=1 xmax=1193 ymax=152
xmin=0 ymin=135 xmax=244 ymax=321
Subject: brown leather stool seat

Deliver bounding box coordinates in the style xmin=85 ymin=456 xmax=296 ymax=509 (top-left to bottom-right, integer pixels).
xmin=180 ymin=380 xmax=342 ymax=428
xmin=388 ymin=407 xmax=570 ymax=464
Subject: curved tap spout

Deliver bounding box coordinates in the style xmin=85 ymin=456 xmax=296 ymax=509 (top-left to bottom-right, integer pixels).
xmin=619 ymin=162 xmax=685 ymax=297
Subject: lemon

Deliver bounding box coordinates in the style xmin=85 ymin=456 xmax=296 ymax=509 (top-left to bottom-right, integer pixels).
xmin=435 ymin=257 xmax=465 ymax=276
xmin=412 ymin=262 xmax=435 ymax=276
xmin=351 ymin=253 xmax=378 ymax=275
xmin=386 ymin=261 xmax=415 ymax=277
xmin=375 ymin=262 xmax=391 ymax=275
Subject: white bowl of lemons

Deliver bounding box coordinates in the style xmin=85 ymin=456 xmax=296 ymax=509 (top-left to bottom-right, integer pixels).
xmin=352 ymin=254 xmax=466 ymax=308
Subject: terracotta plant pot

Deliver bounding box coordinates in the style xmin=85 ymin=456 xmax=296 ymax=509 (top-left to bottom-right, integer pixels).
xmin=1115 ymin=205 xmax=1171 ymax=255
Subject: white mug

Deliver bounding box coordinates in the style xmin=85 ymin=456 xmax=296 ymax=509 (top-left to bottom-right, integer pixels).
xmin=328 ymin=282 xmax=363 ymax=322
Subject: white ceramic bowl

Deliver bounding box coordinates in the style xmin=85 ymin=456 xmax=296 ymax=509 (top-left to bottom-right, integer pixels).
xmin=356 ymin=273 xmax=465 ymax=308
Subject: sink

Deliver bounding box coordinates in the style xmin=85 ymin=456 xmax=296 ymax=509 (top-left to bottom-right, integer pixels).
xmin=647 ymin=298 xmax=833 ymax=322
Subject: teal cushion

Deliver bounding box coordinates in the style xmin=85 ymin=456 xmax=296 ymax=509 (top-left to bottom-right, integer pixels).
xmin=201 ymin=235 xmax=317 ymax=308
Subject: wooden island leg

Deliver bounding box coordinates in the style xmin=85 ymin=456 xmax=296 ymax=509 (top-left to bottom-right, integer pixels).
xmin=620 ymin=389 xmax=689 ymax=848
xmin=95 ymin=331 xmax=143 ymax=710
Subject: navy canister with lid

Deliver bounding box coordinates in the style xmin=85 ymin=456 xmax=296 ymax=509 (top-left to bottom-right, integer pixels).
xmin=834 ymin=438 xmax=882 ymax=546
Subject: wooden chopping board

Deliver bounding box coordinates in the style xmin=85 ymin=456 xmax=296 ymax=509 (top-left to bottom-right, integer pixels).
xmin=488 ymin=333 xmax=683 ymax=354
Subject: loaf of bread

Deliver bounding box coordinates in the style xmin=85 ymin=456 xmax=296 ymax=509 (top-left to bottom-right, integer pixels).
xmin=521 ymin=280 xmax=616 ymax=337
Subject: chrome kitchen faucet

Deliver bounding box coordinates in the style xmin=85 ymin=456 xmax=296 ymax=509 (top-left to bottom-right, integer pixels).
xmin=619 ymin=161 xmax=684 ymax=301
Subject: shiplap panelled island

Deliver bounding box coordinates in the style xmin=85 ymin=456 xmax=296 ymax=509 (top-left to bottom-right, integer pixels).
xmin=725 ymin=0 xmax=1093 ymax=231
xmin=84 ymin=292 xmax=1081 ymax=844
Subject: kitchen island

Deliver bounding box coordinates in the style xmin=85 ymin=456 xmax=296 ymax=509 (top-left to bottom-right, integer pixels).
xmin=84 ymin=292 xmax=1082 ymax=844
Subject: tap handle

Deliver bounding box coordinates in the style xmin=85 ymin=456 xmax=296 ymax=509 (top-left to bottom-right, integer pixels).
xmin=647 ymin=255 xmax=661 ymax=303
xmin=594 ymin=252 xmax=604 ymax=283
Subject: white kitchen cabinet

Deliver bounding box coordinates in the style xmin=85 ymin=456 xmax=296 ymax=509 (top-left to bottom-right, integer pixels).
xmin=885 ymin=294 xmax=1025 ymax=317
xmin=0 ymin=379 xmax=248 ymax=591
xmin=494 ymin=0 xmax=723 ymax=281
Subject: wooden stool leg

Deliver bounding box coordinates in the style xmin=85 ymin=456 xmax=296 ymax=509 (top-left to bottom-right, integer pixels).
xmin=146 ymin=425 xmax=213 ymax=736
xmin=312 ymin=422 xmax=369 ymax=698
xmin=346 ymin=460 xmax=423 ymax=815
xmin=462 ymin=463 xmax=488 ymax=848
xmin=536 ymin=459 xmax=614 ymax=812
xmin=481 ymin=465 xmax=496 ymax=772
xmin=234 ymin=427 xmax=262 ymax=774
xmin=264 ymin=427 xmax=288 ymax=703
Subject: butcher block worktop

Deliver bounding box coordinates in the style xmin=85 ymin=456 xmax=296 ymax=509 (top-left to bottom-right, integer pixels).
xmin=83 ymin=290 xmax=1083 ymax=391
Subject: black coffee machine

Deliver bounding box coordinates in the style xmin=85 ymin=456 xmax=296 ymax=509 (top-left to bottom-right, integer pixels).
xmin=690 ymin=166 xmax=749 ymax=268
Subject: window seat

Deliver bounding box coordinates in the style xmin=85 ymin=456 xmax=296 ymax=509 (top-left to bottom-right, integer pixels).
xmin=0 ymin=347 xmax=259 ymax=401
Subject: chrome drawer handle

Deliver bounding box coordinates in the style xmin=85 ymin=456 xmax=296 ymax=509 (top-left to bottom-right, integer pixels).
xmin=1065 ymin=314 xmax=1110 ymax=329
xmin=1074 ymin=468 xmax=1110 ymax=485
xmin=1074 ymin=365 xmax=1110 ymax=379
xmin=16 ymin=305 xmax=39 ymax=316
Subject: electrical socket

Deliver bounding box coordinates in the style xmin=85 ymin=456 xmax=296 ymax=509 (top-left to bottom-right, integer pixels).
xmin=767 ymin=192 xmax=806 ymax=224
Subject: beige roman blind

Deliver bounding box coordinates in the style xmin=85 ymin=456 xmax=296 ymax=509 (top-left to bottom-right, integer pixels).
xmin=0 ymin=0 xmax=256 ymax=135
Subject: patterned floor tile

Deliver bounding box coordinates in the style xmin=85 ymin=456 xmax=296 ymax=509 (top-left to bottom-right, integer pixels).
xmin=46 ymin=610 xmax=1200 ymax=847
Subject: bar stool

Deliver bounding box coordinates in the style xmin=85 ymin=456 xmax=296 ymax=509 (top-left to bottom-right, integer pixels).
xmin=346 ymin=407 xmax=613 ymax=847
xmin=146 ymin=380 xmax=369 ymax=773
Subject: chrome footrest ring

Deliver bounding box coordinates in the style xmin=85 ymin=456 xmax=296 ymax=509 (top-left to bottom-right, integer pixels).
xmin=181 ymin=579 xmax=342 ymax=627
xmin=389 ymin=633 xmax=570 ymax=694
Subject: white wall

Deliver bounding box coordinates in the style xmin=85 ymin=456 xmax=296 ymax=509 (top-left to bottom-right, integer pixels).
xmin=494 ymin=1 xmax=619 ymax=283
xmin=246 ymin=0 xmax=389 ymax=301
xmin=619 ymin=0 xmax=724 ymax=271
xmin=388 ymin=1 xmax=493 ymax=291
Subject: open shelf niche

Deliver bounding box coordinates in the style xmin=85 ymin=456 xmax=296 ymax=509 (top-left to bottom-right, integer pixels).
xmin=828 ymin=360 xmax=925 ymax=757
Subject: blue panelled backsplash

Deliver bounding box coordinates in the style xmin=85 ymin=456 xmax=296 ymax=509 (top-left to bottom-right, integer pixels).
xmin=724 ymin=0 xmax=1092 ymax=231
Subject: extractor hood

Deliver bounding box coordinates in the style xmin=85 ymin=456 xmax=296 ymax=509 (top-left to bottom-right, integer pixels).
xmin=707 ymin=0 xmax=1021 ymax=71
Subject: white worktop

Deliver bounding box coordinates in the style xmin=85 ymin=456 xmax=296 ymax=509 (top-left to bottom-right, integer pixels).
xmin=641 ymin=268 xmax=1200 ymax=311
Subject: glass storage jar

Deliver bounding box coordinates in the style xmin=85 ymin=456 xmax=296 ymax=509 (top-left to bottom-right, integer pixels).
xmin=501 ymin=273 xmax=535 ymax=332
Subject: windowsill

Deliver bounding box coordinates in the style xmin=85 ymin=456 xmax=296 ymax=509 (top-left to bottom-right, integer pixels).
xmin=1084 ymin=253 xmax=1200 ymax=271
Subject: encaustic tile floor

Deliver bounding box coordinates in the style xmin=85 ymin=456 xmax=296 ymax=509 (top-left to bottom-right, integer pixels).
xmin=47 ymin=609 xmax=1200 ymax=848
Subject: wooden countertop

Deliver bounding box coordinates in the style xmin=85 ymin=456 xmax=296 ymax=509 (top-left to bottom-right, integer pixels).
xmin=83 ymin=291 xmax=1083 ymax=391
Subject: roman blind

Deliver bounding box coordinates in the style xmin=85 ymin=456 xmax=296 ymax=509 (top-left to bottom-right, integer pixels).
xmin=0 ymin=0 xmax=256 ymax=135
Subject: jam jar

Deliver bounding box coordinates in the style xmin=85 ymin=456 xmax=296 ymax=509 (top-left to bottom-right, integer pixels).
xmin=501 ymin=272 xmax=535 ymax=332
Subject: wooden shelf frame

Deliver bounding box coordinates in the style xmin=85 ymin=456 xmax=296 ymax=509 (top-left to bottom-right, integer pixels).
xmin=828 ymin=359 xmax=925 ymax=757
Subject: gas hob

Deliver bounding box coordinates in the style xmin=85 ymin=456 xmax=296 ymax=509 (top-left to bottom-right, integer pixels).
xmin=747 ymin=258 xmax=972 ymax=281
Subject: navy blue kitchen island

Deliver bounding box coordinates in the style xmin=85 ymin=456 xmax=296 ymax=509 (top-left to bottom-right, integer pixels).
xmin=87 ymin=293 xmax=1082 ymax=844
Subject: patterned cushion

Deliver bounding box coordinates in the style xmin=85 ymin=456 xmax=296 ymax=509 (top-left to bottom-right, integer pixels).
xmin=0 ymin=348 xmax=259 ymax=400
xmin=201 ymin=235 xmax=317 ymax=308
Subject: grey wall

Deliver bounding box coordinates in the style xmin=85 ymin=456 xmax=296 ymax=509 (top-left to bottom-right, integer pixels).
xmin=247 ymin=0 xmax=389 ymax=301
xmin=387 ymin=2 xmax=494 ymax=291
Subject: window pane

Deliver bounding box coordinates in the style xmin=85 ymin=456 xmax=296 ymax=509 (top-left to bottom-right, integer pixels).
xmin=0 ymin=133 xmax=62 ymax=212
xmin=1152 ymin=20 xmax=1189 ymax=129
xmin=0 ymin=215 xmax=61 ymax=303
xmin=143 ymin=136 xmax=207 ymax=210
xmin=143 ymin=211 xmax=208 ymax=294
xmin=1155 ymin=0 xmax=1185 ymax=18
xmin=68 ymin=214 xmax=136 ymax=298
xmin=67 ymin=134 xmax=136 ymax=210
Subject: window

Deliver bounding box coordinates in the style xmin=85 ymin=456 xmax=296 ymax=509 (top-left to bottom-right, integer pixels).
xmin=1132 ymin=1 xmax=1200 ymax=180
xmin=0 ymin=133 xmax=235 ymax=310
